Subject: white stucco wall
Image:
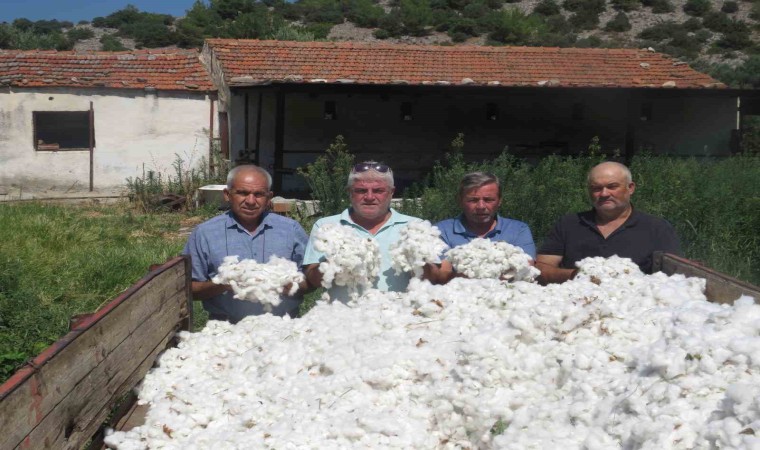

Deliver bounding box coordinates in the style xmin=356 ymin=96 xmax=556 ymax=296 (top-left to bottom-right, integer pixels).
xmin=0 ymin=87 xmax=215 ymax=194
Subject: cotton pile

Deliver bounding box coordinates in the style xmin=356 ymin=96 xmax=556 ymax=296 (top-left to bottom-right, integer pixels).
xmin=312 ymin=223 xmax=381 ymax=292
xmin=390 ymin=220 xmax=449 ymax=277
xmin=446 ymin=238 xmax=540 ymax=281
xmin=105 ymin=256 xmax=760 ymax=450
xmin=211 ymin=255 xmax=303 ymax=311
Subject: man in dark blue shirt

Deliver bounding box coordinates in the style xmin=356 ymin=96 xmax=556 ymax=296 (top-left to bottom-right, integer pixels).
xmin=426 ymin=172 xmax=536 ymax=283
xmin=536 ymin=161 xmax=681 ymax=284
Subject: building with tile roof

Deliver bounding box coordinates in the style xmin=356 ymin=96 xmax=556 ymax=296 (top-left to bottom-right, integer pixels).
xmin=0 ymin=49 xmax=216 ymax=196
xmin=202 ymin=39 xmax=744 ymax=195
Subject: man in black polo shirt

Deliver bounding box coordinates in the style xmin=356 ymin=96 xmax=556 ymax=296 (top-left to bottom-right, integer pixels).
xmin=536 ymin=161 xmax=681 ymax=284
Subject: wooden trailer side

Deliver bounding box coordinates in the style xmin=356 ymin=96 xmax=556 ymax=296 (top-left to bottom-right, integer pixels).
xmin=0 ymin=256 xmax=192 ymax=450
xmin=653 ymin=252 xmax=760 ymax=304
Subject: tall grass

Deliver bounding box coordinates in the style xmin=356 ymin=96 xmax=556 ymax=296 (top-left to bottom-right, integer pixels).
xmin=396 ymin=144 xmax=759 ymax=285
xmin=0 ymin=203 xmax=191 ymax=381
xmin=297 ymin=135 xmax=759 ymax=286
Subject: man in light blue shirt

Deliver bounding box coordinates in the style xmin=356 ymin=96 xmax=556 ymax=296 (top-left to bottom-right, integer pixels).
xmin=427 ymin=172 xmax=536 ymax=283
xmin=183 ymin=165 xmax=308 ymax=323
xmin=303 ymin=161 xmax=419 ymax=301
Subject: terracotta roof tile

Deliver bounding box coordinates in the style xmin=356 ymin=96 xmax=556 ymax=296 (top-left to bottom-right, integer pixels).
xmin=0 ymin=49 xmax=214 ymax=91
xmin=205 ymin=39 xmax=724 ymax=89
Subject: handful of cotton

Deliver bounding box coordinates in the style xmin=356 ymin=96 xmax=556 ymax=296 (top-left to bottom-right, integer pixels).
xmin=313 ymin=223 xmax=380 ymax=290
xmin=211 ymin=255 xmax=304 ymax=310
xmin=574 ymin=255 xmax=643 ymax=283
xmin=446 ymin=238 xmax=539 ymax=281
xmin=390 ymin=220 xmax=449 ymax=277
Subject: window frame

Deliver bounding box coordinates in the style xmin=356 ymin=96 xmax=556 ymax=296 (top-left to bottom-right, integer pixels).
xmin=32 ymin=110 xmax=94 ymax=151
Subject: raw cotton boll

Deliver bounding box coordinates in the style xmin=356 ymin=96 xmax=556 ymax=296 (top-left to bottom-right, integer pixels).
xmin=446 ymin=238 xmax=539 ymax=281
xmin=106 ymin=256 xmax=760 ymax=449
xmin=312 ymin=223 xmax=381 ymax=291
xmin=574 ymin=255 xmax=643 ymax=283
xmin=390 ymin=220 xmax=449 ymax=278
xmin=211 ymin=255 xmax=304 ymax=311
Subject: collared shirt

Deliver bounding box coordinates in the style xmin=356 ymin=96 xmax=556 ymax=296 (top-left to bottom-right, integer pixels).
xmin=302 ymin=208 xmax=418 ymax=301
xmin=538 ymin=208 xmax=681 ymax=274
xmin=183 ymin=211 xmax=308 ymax=322
xmin=435 ymin=214 xmax=536 ymax=258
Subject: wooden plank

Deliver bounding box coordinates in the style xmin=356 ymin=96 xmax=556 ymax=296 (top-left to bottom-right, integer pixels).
xmin=653 ymin=252 xmax=760 ymax=305
xmin=19 ymin=308 xmax=182 ymax=449
xmin=0 ymin=257 xmax=190 ymax=450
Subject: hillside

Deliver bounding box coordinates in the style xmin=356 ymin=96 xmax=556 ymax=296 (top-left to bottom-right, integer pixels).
xmin=1 ymin=0 xmax=758 ymax=87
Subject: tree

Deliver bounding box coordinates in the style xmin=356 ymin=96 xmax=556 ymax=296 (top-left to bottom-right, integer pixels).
xmin=486 ymin=8 xmax=546 ymax=45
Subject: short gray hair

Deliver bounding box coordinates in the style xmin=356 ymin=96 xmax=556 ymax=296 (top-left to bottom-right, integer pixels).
xmin=587 ymin=161 xmax=632 ymax=185
xmin=226 ymin=165 xmax=273 ymax=190
xmin=458 ymin=172 xmax=501 ymax=199
xmin=346 ymin=164 xmax=394 ymax=189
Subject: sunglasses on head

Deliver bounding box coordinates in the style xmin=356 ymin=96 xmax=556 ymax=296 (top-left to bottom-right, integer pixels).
xmin=352 ymin=162 xmax=391 ymax=173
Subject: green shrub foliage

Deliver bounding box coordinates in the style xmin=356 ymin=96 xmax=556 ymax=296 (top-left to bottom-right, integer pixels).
xmin=683 ymin=0 xmax=712 ymax=16
xmin=605 ymin=12 xmax=632 ymax=31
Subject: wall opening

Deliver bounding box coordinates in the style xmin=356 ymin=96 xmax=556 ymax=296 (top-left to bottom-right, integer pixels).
xmin=33 ymin=111 xmax=93 ymax=151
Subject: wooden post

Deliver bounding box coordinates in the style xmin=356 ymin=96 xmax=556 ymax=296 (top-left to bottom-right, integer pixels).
xmin=89 ymin=101 xmax=94 ymax=192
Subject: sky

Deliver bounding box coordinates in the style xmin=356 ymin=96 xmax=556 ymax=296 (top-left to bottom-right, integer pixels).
xmin=0 ymin=0 xmax=197 ymax=24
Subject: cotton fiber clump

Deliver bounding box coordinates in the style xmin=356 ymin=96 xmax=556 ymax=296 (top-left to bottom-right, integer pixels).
xmin=446 ymin=238 xmax=539 ymax=281
xmin=211 ymin=255 xmax=303 ymax=311
xmin=105 ymin=256 xmax=760 ymax=450
xmin=313 ymin=223 xmax=380 ymax=291
xmin=390 ymin=220 xmax=449 ymax=277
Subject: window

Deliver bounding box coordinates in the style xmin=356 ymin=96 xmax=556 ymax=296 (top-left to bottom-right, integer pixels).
xmin=571 ymin=103 xmax=584 ymax=121
xmin=400 ymin=102 xmax=413 ymax=121
xmin=640 ymin=102 xmax=653 ymax=122
xmin=323 ymin=101 xmax=337 ymax=120
xmin=33 ymin=111 xmax=93 ymax=151
xmin=486 ymin=103 xmax=499 ymax=121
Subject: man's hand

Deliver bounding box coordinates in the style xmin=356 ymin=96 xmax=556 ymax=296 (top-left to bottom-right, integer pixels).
xmin=535 ymin=255 xmax=577 ymax=285
xmin=304 ymin=264 xmax=324 ymax=290
xmin=191 ymin=280 xmax=231 ymax=300
xmin=423 ymin=260 xmax=457 ymax=284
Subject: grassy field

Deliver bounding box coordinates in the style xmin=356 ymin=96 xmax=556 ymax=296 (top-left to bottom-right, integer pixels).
xmin=0 ymin=202 xmax=212 ymax=381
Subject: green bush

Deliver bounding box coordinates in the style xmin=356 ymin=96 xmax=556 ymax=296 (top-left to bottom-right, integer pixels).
xmin=533 ymin=0 xmax=561 ymax=16
xmin=302 ymin=22 xmax=333 ymax=39
xmin=397 ymin=0 xmax=435 ymax=36
xmin=721 ymin=1 xmax=739 ymax=12
xmin=641 ymin=0 xmax=674 ymax=13
xmin=569 ymin=10 xmax=601 ymax=30
xmin=715 ymin=29 xmax=752 ymax=49
xmin=751 ymin=2 xmax=760 ymax=20
xmin=612 ymin=0 xmax=640 ymax=11
xmin=66 ymin=27 xmax=95 ymax=42
xmin=702 ymin=12 xmax=737 ymax=32
xmin=296 ymin=135 xmax=355 ymax=217
xmin=563 ymin=0 xmax=605 ymax=12
xmin=121 ymin=19 xmax=177 ymax=48
xmin=706 ymin=55 xmax=760 ymax=88
xmin=694 ymin=29 xmax=712 ymax=43
xmin=682 ymin=17 xmax=703 ymax=31
xmin=683 ymin=0 xmax=712 ymax=16
xmin=12 ymin=18 xmax=34 ymax=31
xmin=485 ymin=8 xmax=547 ymax=44
xmin=575 ymin=35 xmax=604 ymax=47
xmin=374 ymin=28 xmax=393 ymax=39
xmin=345 ymin=0 xmax=386 ymax=27
xmin=605 ymin=12 xmax=632 ymax=31
xmin=100 ymin=34 xmax=128 ymax=51
xmin=638 ymin=21 xmax=678 ymax=41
